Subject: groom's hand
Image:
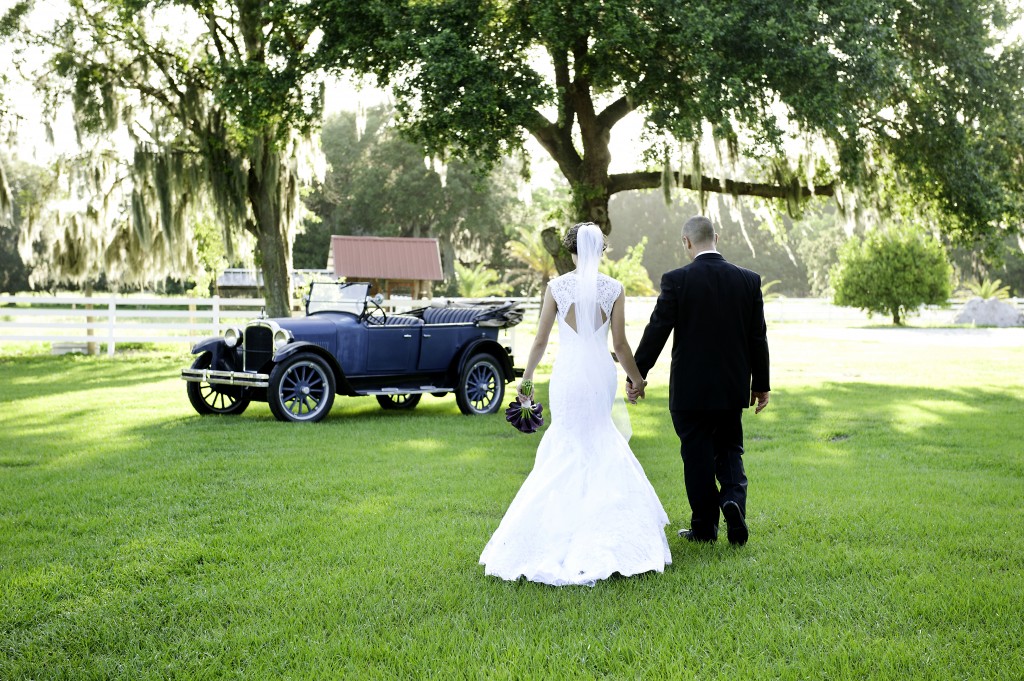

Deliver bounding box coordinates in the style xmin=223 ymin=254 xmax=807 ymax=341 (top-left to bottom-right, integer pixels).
xmin=626 ymin=378 xmax=646 ymax=404
xmin=750 ymin=391 xmax=770 ymax=414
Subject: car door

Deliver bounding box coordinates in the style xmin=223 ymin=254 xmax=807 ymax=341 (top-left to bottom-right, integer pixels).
xmin=366 ymin=324 xmax=421 ymax=373
xmin=418 ymin=326 xmax=468 ymax=372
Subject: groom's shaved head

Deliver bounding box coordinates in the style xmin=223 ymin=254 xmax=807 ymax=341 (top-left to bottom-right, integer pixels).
xmin=682 ymin=216 xmax=716 ymax=247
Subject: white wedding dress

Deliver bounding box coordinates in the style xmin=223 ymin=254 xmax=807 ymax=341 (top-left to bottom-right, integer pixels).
xmin=480 ymin=272 xmax=671 ymax=586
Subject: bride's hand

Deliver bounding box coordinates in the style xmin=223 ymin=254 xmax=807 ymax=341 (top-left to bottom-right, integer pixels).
xmin=517 ymin=379 xmax=534 ymax=403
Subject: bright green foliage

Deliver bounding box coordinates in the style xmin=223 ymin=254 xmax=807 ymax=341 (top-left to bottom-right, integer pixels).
xmin=600 ymin=237 xmax=655 ymax=296
xmin=454 ymin=261 xmax=509 ymax=297
xmin=963 ymin=277 xmax=1012 ymax=300
xmin=315 ymin=0 xmax=1024 ymax=256
xmin=831 ymin=229 xmax=953 ymax=325
xmin=190 ymin=219 xmax=228 ymax=298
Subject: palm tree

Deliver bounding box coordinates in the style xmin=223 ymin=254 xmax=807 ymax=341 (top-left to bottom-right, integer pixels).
xmin=454 ymin=262 xmax=509 ymax=298
xmin=507 ymin=226 xmax=557 ymax=295
xmin=761 ymin=279 xmax=782 ymax=303
xmin=963 ymin=277 xmax=1011 ymax=300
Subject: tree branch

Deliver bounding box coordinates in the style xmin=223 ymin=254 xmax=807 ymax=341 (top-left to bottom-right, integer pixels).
xmin=204 ymin=8 xmax=230 ymax=63
xmin=609 ymin=171 xmax=836 ymax=198
xmin=596 ymin=95 xmax=634 ymax=130
xmin=551 ymin=48 xmax=573 ymax=130
xmin=525 ymin=109 xmax=582 ymax=182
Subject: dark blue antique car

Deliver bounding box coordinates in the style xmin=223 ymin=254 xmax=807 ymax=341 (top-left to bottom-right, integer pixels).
xmin=182 ymin=282 xmax=524 ymax=422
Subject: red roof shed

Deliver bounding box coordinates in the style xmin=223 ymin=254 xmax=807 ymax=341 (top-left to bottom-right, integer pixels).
xmin=328 ymin=235 xmax=443 ymax=298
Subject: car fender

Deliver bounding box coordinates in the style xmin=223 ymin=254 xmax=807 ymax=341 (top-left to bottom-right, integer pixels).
xmin=191 ymin=337 xmax=226 ymax=355
xmin=452 ymin=338 xmax=515 ymax=383
xmin=189 ymin=336 xmax=241 ymax=372
xmin=273 ymin=341 xmax=356 ymax=396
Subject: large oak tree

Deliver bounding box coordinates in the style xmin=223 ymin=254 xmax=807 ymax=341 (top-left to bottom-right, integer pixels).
xmin=316 ymin=0 xmax=1024 ymax=270
xmin=15 ymin=0 xmax=325 ymax=315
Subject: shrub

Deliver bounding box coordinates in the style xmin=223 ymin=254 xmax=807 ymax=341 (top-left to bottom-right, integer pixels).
xmin=600 ymin=237 xmax=656 ymax=296
xmin=830 ymin=228 xmax=953 ymax=325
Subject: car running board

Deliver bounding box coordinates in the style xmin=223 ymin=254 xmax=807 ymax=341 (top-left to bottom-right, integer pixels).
xmin=357 ymin=386 xmax=452 ymax=396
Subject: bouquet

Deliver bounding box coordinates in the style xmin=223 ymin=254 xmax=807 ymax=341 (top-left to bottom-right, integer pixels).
xmin=505 ymin=379 xmax=544 ymax=433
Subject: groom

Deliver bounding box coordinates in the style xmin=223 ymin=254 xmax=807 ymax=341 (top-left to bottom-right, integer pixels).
xmin=628 ymin=216 xmax=770 ymax=545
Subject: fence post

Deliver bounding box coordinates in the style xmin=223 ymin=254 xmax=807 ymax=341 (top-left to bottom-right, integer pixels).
xmin=107 ymin=301 xmax=116 ymax=357
xmin=213 ymin=295 xmax=220 ymax=335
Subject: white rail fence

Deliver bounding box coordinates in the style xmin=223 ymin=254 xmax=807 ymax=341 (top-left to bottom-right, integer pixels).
xmin=1 ymin=294 xmax=1020 ymax=356
xmin=0 ymin=294 xmax=543 ymax=357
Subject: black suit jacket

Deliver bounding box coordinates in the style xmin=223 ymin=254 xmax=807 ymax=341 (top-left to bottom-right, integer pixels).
xmin=634 ymin=252 xmax=770 ymax=411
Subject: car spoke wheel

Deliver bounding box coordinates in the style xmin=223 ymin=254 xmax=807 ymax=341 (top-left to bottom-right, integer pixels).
xmin=376 ymin=393 xmax=422 ymax=410
xmin=186 ymin=353 xmax=250 ymax=416
xmin=456 ymin=353 xmax=505 ymax=415
xmin=268 ymin=354 xmax=336 ymax=423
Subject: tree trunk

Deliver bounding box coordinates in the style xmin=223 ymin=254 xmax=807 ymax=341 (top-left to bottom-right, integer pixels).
xmin=253 ymin=221 xmax=293 ymax=318
xmin=541 ymin=180 xmax=613 ymax=275
xmin=438 ymin=232 xmax=456 ymax=293
xmin=84 ymin=281 xmax=98 ymax=356
xmin=532 ymin=73 xmax=615 ymax=274
xmin=541 ymin=227 xmax=574 ymax=274
xmin=248 ymin=152 xmax=293 ymax=318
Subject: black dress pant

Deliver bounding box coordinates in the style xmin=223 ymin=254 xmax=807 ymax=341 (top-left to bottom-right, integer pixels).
xmin=670 ymin=409 xmax=748 ymax=539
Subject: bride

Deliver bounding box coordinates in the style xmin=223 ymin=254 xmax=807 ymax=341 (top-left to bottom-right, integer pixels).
xmin=480 ymin=222 xmax=671 ymax=586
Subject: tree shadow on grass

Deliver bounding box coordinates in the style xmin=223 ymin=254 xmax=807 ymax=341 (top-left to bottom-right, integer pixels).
xmin=0 ymin=354 xmax=178 ymax=403
xmin=630 ymin=382 xmax=1024 ymax=467
xmin=621 ymin=382 xmax=1024 ymax=556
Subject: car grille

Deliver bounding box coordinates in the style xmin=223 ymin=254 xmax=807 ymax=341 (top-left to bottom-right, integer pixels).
xmin=244 ymin=325 xmax=274 ymax=372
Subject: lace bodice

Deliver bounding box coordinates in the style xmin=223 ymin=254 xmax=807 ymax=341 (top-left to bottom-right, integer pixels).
xmin=548 ymin=272 xmax=623 ymax=323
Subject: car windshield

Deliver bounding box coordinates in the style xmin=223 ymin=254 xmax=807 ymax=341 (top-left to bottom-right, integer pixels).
xmin=307 ymin=282 xmax=371 ymax=315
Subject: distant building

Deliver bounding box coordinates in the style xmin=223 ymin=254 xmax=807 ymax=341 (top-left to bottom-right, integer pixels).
xmin=328 ymin=235 xmax=443 ymax=298
xmin=216 ymin=268 xmax=332 ymax=298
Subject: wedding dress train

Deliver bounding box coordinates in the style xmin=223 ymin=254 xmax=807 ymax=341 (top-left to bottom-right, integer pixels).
xmin=480 ymin=272 xmax=671 ymax=587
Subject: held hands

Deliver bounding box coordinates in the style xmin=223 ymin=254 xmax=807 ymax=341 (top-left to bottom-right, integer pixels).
xmin=750 ymin=390 xmax=770 ymax=414
xmin=625 ymin=378 xmax=647 ymax=405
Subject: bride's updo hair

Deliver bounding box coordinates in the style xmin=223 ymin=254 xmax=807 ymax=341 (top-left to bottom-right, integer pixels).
xmin=563 ymin=222 xmax=608 ymax=254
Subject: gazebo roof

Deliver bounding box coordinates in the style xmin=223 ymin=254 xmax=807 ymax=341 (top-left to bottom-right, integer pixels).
xmin=328 ymin=236 xmax=443 ymax=281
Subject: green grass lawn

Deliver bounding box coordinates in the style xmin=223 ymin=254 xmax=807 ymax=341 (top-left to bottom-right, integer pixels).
xmin=2 ymin=326 xmax=1023 ymax=679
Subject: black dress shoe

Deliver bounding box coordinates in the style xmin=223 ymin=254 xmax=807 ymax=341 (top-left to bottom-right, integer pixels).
xmin=721 ymin=500 xmax=749 ymax=546
xmin=678 ymin=529 xmax=716 ymax=543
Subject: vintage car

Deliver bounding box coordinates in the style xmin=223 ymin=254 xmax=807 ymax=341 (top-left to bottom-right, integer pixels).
xmin=181 ymin=282 xmax=524 ymax=422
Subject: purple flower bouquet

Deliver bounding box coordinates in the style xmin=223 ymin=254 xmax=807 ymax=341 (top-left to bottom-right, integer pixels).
xmin=505 ymin=399 xmax=544 ymax=433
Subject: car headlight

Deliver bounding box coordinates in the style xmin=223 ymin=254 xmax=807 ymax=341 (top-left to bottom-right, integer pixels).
xmin=223 ymin=326 xmax=242 ymax=348
xmin=273 ymin=328 xmax=292 ymax=350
